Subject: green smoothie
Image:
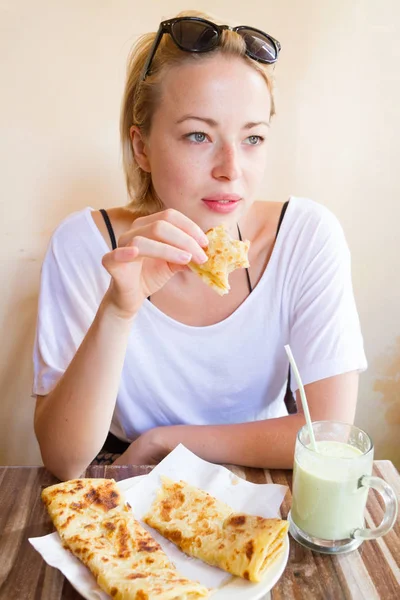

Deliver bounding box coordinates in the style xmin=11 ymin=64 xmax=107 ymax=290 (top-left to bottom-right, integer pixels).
xmin=291 ymin=441 xmax=371 ymax=540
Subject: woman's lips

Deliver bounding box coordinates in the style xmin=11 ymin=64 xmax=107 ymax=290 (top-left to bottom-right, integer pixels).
xmin=202 ymin=195 xmax=241 ymax=214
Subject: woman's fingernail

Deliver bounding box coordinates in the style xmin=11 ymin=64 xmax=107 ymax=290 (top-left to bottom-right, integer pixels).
xmin=178 ymin=252 xmax=192 ymax=263
xmin=195 ymin=250 xmax=208 ymax=264
xmin=199 ymin=234 xmax=209 ymax=247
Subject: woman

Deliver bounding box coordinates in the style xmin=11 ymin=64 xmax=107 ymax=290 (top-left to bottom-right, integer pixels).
xmin=33 ymin=11 xmax=366 ymax=480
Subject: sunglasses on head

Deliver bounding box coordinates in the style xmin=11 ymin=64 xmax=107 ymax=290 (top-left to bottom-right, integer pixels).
xmin=141 ymin=16 xmax=281 ymax=81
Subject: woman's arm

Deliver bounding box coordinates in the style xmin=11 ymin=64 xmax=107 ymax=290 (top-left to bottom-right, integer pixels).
xmin=34 ymin=293 xmax=135 ymax=481
xmin=116 ymin=371 xmax=359 ymax=469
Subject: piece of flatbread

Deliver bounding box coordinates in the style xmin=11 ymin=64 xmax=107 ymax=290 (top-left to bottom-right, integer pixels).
xmin=143 ymin=477 xmax=289 ymax=583
xmin=188 ymin=225 xmax=250 ymax=296
xmin=41 ymin=478 xmax=209 ymax=600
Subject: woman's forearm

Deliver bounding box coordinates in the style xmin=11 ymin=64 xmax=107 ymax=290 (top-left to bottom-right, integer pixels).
xmin=154 ymin=413 xmax=307 ymax=469
xmin=34 ymin=292 xmax=136 ymax=480
xmin=153 ymin=372 xmax=359 ymax=469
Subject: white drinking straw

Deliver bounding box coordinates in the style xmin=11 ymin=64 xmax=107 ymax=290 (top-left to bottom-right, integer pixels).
xmin=284 ymin=344 xmax=318 ymax=452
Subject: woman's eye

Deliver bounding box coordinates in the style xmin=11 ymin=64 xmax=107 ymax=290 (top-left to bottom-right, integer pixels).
xmin=245 ymin=135 xmax=264 ymax=145
xmin=186 ymin=132 xmax=208 ymax=143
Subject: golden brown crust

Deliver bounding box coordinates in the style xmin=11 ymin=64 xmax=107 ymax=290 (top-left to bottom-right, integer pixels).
xmin=188 ymin=225 xmax=250 ymax=295
xmin=143 ymin=477 xmax=289 ymax=583
xmin=42 ymin=478 xmax=209 ymax=600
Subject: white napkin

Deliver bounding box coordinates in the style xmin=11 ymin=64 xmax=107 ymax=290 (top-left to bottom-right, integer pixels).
xmin=29 ymin=444 xmax=288 ymax=599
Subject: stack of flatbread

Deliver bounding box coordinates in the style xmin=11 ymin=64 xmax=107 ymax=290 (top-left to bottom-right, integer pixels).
xmin=188 ymin=224 xmax=250 ymax=296
xmin=42 ymin=476 xmax=288 ymax=598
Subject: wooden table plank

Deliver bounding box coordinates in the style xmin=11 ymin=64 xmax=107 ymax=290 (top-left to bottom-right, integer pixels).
xmin=0 ymin=461 xmax=398 ymax=599
xmin=0 ymin=468 xmax=53 ymax=599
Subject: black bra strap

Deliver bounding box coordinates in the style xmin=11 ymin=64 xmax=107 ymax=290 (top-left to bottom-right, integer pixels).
xmin=237 ymin=224 xmax=253 ymax=294
xmin=273 ymin=200 xmax=295 ymax=413
xmin=100 ymin=209 xmax=117 ymax=250
xmin=276 ymin=200 xmax=289 ymax=239
xmin=237 ymin=200 xmax=290 ymax=295
xmin=275 ymin=201 xmax=295 ymax=413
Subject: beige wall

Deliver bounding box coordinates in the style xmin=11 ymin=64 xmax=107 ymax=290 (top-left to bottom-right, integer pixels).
xmin=1 ymin=0 xmax=399 ymax=466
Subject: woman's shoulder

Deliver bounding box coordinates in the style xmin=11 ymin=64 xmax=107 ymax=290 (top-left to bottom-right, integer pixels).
xmin=45 ymin=207 xmax=109 ymax=266
xmin=49 ymin=206 xmax=133 ymax=250
xmin=51 ymin=207 xmax=95 ymax=243
xmin=255 ymin=197 xmax=344 ymax=240
xmin=288 ymin=196 xmax=341 ymax=223
xmin=255 ymin=196 xmax=340 ymax=222
xmin=38 ymin=208 xmax=101 ymax=280
xmin=288 ymin=197 xmax=346 ymax=249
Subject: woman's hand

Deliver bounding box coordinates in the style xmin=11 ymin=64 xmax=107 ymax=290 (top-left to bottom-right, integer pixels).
xmin=114 ymin=427 xmax=170 ymax=465
xmin=101 ymin=209 xmax=209 ymax=319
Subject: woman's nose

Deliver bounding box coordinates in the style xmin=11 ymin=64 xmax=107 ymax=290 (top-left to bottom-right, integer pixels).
xmin=211 ymin=143 xmax=242 ymax=181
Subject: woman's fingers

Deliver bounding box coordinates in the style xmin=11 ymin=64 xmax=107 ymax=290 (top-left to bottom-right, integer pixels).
xmin=120 ymin=208 xmax=209 ymax=250
xmin=101 ymin=209 xmax=210 ymax=289
xmin=102 ymin=246 xmax=139 ymax=269
xmin=140 ymin=208 xmax=209 ymax=246
xmin=125 ymin=220 xmax=208 ymax=264
xmin=102 ymin=238 xmax=193 ymax=275
xmin=129 ymin=237 xmax=195 ymax=264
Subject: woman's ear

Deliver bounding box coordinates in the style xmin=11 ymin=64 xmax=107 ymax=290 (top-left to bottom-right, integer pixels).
xmin=130 ymin=126 xmax=151 ymax=173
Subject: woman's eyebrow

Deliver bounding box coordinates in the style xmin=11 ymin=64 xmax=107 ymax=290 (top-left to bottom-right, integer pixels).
xmin=175 ymin=115 xmax=218 ymax=126
xmin=175 ymin=115 xmax=270 ymax=128
xmin=244 ymin=121 xmax=270 ymax=129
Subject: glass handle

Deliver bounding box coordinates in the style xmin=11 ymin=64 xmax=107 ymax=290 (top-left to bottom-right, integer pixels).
xmin=352 ymin=475 xmax=398 ymax=540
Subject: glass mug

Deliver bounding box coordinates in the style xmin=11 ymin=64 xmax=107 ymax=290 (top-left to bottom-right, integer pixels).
xmin=288 ymin=421 xmax=398 ymax=554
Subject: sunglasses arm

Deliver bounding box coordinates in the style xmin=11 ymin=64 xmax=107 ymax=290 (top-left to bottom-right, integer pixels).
xmin=140 ymin=25 xmax=166 ymax=81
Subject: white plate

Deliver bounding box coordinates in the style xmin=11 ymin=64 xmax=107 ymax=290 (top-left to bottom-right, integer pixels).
xmin=55 ymin=475 xmax=289 ymax=600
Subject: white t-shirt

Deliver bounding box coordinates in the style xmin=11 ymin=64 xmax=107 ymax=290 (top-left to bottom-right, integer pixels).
xmin=32 ymin=197 xmax=367 ymax=442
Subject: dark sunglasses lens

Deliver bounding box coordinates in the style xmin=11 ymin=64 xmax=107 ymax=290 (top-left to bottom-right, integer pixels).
xmin=171 ymin=20 xmax=219 ymax=51
xmin=238 ymin=28 xmax=278 ymax=62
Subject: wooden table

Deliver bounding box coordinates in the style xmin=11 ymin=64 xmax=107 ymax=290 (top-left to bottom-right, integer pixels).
xmin=0 ymin=461 xmax=399 ymax=599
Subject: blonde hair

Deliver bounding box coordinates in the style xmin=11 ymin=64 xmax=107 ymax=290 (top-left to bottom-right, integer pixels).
xmin=120 ymin=10 xmax=277 ymax=215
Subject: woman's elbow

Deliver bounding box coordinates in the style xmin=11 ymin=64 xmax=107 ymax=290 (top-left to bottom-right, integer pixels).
xmin=39 ymin=447 xmax=90 ymax=481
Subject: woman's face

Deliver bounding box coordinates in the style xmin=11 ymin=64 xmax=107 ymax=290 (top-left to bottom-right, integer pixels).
xmin=139 ymin=54 xmax=272 ymax=231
